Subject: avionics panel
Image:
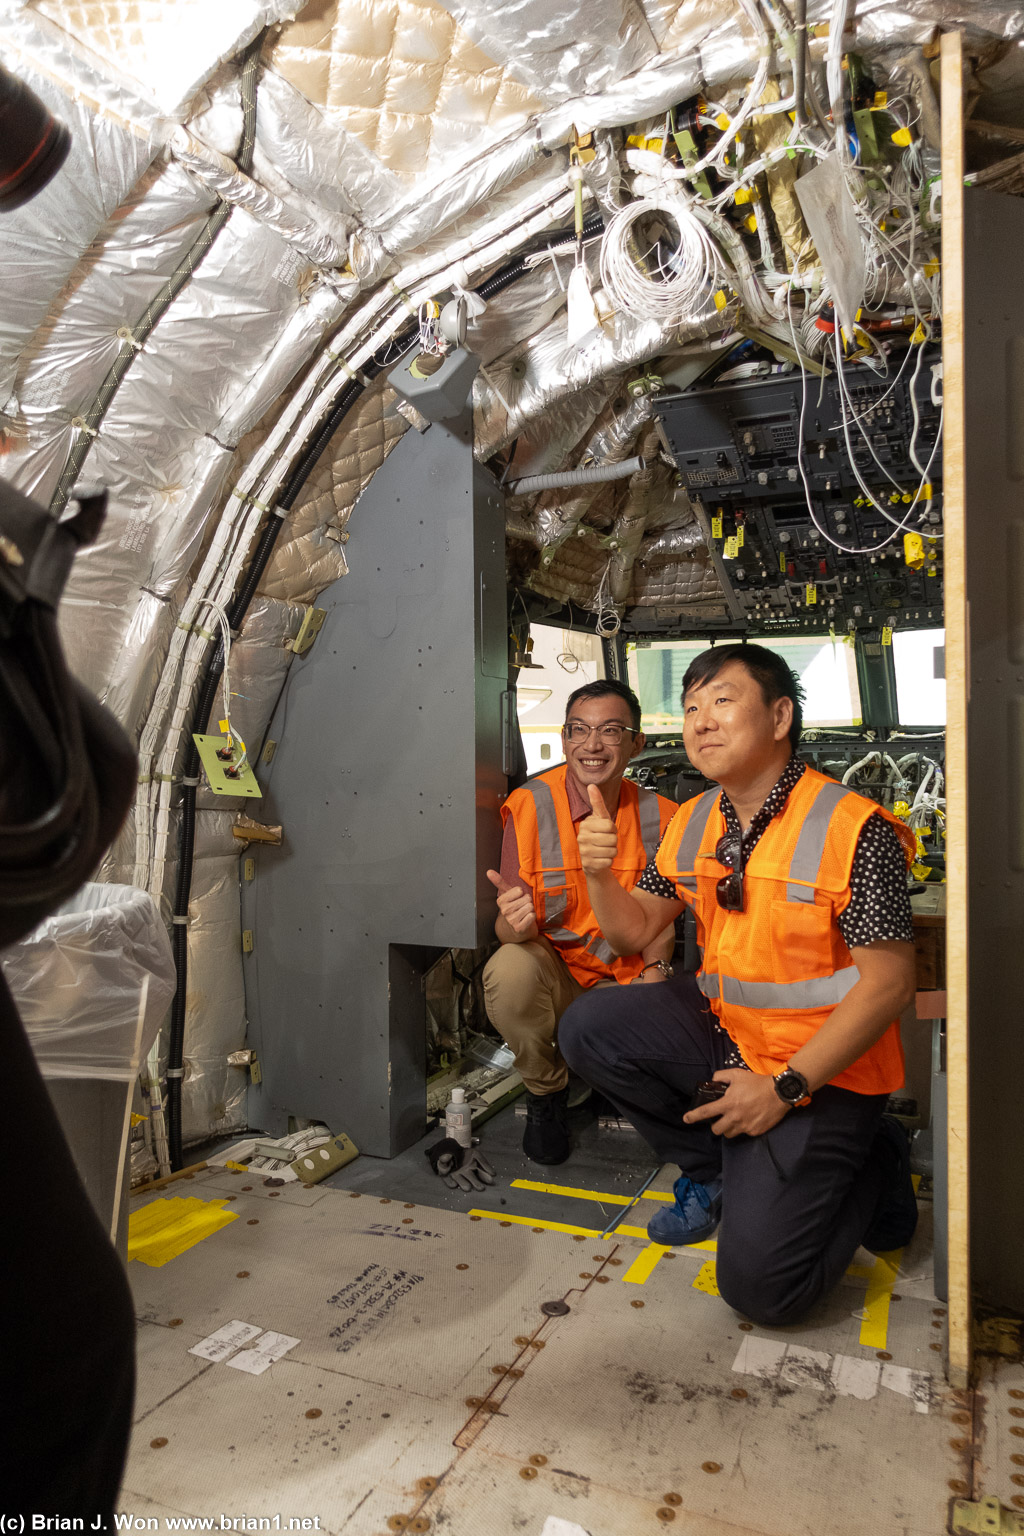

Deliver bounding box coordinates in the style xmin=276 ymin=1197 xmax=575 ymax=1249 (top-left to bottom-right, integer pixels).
xmin=654 ymin=347 xmax=943 ymax=635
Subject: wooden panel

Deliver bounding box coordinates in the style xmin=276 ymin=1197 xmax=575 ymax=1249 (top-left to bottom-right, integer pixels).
xmin=940 ymin=28 xmax=971 ymax=1390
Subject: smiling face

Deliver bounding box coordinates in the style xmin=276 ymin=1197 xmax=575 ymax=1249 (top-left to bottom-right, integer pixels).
xmin=562 ymin=692 xmax=644 ymax=798
xmin=682 ymin=659 xmax=793 ymax=789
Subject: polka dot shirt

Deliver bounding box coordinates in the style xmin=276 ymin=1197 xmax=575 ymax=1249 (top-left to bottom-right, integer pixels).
xmin=637 ymin=758 xmax=914 ymax=1069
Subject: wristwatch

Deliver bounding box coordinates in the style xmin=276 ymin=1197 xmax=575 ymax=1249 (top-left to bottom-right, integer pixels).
xmin=633 ymin=959 xmax=674 ymax=983
xmin=772 ymin=1064 xmax=812 ymax=1108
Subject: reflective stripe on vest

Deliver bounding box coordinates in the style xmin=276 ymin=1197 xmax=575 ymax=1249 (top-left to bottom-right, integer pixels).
xmin=673 ymin=787 xmax=720 ymax=893
xmin=697 ymin=965 xmax=861 ymax=1010
xmin=520 ymin=777 xmax=569 ymax=926
xmin=785 ymin=781 xmax=854 ymax=903
xmin=636 ymin=786 xmax=663 ymax=864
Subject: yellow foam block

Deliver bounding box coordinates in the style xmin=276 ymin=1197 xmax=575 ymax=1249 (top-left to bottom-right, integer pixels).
xmin=128 ymin=1196 xmax=239 ymax=1268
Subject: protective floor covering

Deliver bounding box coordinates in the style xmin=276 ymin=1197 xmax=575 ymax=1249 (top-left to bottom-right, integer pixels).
xmin=120 ymin=1151 xmax=967 ymax=1536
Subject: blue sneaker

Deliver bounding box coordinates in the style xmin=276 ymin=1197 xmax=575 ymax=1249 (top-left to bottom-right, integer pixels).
xmin=646 ymin=1173 xmax=723 ymax=1246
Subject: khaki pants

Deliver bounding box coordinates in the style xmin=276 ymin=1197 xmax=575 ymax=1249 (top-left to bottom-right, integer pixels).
xmin=483 ymin=940 xmax=613 ymax=1096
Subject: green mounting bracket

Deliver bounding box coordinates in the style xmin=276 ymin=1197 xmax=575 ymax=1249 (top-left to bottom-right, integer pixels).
xmin=290 ymin=1133 xmax=359 ymax=1186
xmin=950 ymin=1497 xmax=1024 ymax=1534
xmin=194 ymin=734 xmax=262 ymax=798
xmin=287 ymin=606 xmax=327 ymax=657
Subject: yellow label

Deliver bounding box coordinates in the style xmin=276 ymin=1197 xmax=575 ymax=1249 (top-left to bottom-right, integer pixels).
xmin=736 ymin=524 xmax=745 ymax=547
xmin=806 ymin=583 xmax=817 ymax=605
xmin=716 ymin=113 xmax=730 ymax=130
xmin=219 ymin=719 xmax=230 ymax=734
xmin=713 ymin=289 xmax=728 ymax=311
xmin=904 ymin=528 xmax=925 ymax=566
xmin=873 ymin=90 xmax=888 ymax=108
xmin=723 ymin=536 xmax=740 ymax=559
xmin=744 ymin=213 xmax=758 ymax=234
xmin=910 ymin=322 xmax=927 ymax=344
xmin=891 ymin=126 xmax=913 ymax=147
xmin=881 ymin=625 xmax=893 ymax=646
xmin=893 ymin=800 xmax=910 ymax=820
xmin=779 ymin=552 xmax=786 ymax=572
xmin=925 ymin=259 xmax=940 ymax=277
xmin=711 ymin=514 xmax=723 ymax=539
xmin=734 ymin=187 xmax=752 ymax=204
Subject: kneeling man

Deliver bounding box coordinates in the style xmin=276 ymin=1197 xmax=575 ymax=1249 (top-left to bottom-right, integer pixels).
xmin=485 ymin=679 xmax=676 ymax=1165
xmin=560 ymin=644 xmax=919 ymax=1327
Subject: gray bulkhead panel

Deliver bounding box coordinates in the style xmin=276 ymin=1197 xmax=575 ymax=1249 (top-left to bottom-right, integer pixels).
xmin=242 ymin=408 xmax=506 ymax=1156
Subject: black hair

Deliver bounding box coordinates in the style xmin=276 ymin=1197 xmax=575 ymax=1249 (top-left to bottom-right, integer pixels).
xmin=565 ymin=677 xmax=642 ymax=733
xmin=681 ymin=643 xmax=804 ymax=751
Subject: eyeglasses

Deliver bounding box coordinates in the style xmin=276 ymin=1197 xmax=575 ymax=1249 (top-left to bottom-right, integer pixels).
xmin=563 ymin=720 xmax=638 ymax=745
xmin=714 ymin=832 xmax=745 ymax=912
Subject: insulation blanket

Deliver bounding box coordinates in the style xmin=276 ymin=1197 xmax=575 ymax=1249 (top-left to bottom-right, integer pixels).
xmin=1 ymin=883 xmax=175 ymax=1081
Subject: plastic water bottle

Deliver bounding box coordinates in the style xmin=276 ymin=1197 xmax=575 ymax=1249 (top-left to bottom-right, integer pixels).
xmin=445 ymin=1087 xmax=472 ymax=1149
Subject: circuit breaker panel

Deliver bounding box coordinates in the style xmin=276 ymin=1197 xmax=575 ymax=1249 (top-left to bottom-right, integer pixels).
xmin=654 ymin=347 xmax=944 ymax=635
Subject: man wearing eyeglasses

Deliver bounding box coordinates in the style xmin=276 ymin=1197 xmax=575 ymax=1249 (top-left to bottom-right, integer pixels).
xmin=484 ymin=679 xmax=677 ymax=1165
xmin=559 ymin=644 xmax=920 ymax=1327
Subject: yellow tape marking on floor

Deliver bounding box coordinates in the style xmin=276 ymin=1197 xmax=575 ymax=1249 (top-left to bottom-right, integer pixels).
xmin=512 ymin=1178 xmax=675 ymax=1205
xmin=128 ymin=1196 xmax=238 ymax=1268
xmin=692 ymin=1259 xmax=720 ymax=1296
xmin=622 ymin=1244 xmax=672 ymax=1285
xmin=858 ymin=1248 xmax=904 ymax=1349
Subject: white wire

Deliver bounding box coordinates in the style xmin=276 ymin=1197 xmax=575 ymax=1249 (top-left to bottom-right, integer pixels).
xmin=599 ymin=195 xmax=725 ymax=323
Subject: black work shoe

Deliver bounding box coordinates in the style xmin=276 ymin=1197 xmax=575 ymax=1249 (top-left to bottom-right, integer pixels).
xmin=523 ymin=1087 xmax=571 ymax=1165
xmin=863 ymin=1115 xmax=919 ymax=1253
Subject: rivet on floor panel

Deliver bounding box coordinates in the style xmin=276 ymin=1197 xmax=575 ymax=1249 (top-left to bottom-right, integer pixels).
xmin=349 ymin=1193 xmax=361 ymax=1199
xmin=579 ymin=1273 xmax=594 ymax=1280
xmin=241 ymin=1186 xmax=252 ymax=1192
xmin=930 ymin=1343 xmax=943 ymax=1352
xmin=572 ymin=1235 xmax=586 ymax=1242
xmin=236 ymin=1271 xmax=249 ymax=1278
xmin=380 ymin=1198 xmax=392 ymax=1204
xmin=456 ymin=1264 xmax=469 ymax=1271
xmin=663 ymin=1494 xmax=682 ymax=1506
xmin=515 ymin=1336 xmax=532 ymax=1346
xmin=876 ymin=1351 xmax=892 ymax=1361
xmin=268 ymin=1192 xmax=280 ymax=1198
xmin=931 ymin=1321 xmax=942 ymax=1329
xmin=730 ymin=1389 xmax=748 ymax=1401
xmin=508 ymin=1369 xmax=524 ymax=1379
xmin=403 ymin=1219 xmax=414 ymax=1225
xmin=1012 ymin=1496 xmax=1024 ymax=1511
xmin=150 ymin=1438 xmax=168 ymax=1449
xmin=247 ymin=1219 xmax=259 ymax=1226
xmin=1013 ymin=1427 xmax=1024 ymax=1438
xmin=1011 ymin=1474 xmax=1024 ymax=1488
xmin=386 ymin=1518 xmax=409 ymax=1532
xmin=541 ymin=1300 xmax=570 ymax=1317
xmin=948 ymin=1481 xmax=969 ymax=1495
xmin=738 ymin=1322 xmax=753 ymax=1331
xmin=1012 ymin=1454 xmax=1024 ymax=1466
xmin=519 ymin=1468 xmax=538 ymax=1481
xmin=1011 ymin=1389 xmax=1024 ymax=1399
xmin=595 ymin=1276 xmax=610 ymax=1284
xmin=530 ymin=1340 xmax=546 ymax=1349
xmin=608 ymin=1258 xmax=623 ymax=1266
xmin=500 ymin=1221 xmax=512 ymax=1227
xmin=532 ymin=1227 xmax=545 ymax=1234
xmin=492 ymin=1365 xmax=511 ymax=1375
xmin=933 ymin=1307 xmax=947 ymax=1316
xmin=655 ymin=1509 xmax=676 ymax=1523
xmin=230 ymin=1169 xmax=243 ymax=1176
xmin=1013 ymin=1409 xmax=1024 ymax=1419
xmin=701 ymin=1463 xmax=722 ymax=1474
xmin=305 ymin=1409 xmax=322 ymax=1419
xmin=949 ymin=1438 xmax=969 ymax=1452
xmin=416 ymin=1478 xmax=439 ymax=1493
xmin=465 ymin=1398 xmax=482 ymax=1408
xmin=404 ymin=1203 xmax=416 ymax=1209
xmin=410 ymin=1519 xmax=431 ymax=1532
xmin=529 ymin=1455 xmax=548 ymax=1467
xmin=951 ymin=1412 xmax=971 ymax=1426
xmin=167 ymin=1319 xmax=184 ymax=1328
xmin=469 ymin=1215 xmax=481 ymax=1222
xmin=891 ymin=1292 xmax=901 ymax=1300
xmin=631 ymin=1300 xmax=645 ymax=1309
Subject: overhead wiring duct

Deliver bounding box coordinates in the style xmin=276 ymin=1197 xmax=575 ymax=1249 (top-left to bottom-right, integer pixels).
xmin=507 ymin=455 xmax=646 ymax=496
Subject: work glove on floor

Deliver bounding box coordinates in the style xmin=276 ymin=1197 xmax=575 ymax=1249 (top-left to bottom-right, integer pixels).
xmin=444 ymin=1150 xmax=496 ymax=1193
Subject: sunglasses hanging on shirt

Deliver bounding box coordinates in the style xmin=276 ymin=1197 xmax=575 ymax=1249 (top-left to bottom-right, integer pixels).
xmin=714 ymin=832 xmax=745 ymax=913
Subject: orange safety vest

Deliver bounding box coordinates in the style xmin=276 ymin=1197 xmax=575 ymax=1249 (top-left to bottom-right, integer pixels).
xmin=502 ymin=764 xmax=676 ymax=987
xmin=655 ymin=766 xmax=917 ymax=1094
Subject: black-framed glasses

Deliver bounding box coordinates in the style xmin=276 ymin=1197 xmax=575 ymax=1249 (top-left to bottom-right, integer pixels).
xmin=714 ymin=832 xmax=745 ymax=913
xmin=563 ymin=720 xmax=639 ymax=745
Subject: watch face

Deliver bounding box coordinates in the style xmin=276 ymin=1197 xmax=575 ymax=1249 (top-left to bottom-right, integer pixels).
xmin=776 ymin=1070 xmax=807 ymax=1103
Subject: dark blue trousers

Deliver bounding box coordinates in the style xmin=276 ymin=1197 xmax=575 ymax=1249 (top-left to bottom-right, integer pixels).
xmin=559 ymin=972 xmax=891 ymax=1327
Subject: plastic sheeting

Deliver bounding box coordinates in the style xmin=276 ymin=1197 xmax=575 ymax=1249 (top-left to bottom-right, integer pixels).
xmin=1 ymin=883 xmax=175 ymax=1081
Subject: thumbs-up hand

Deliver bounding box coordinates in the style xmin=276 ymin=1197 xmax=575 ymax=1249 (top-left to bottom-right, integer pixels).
xmin=577 ymin=783 xmax=619 ymax=874
xmin=486 ymin=868 xmax=538 ymax=934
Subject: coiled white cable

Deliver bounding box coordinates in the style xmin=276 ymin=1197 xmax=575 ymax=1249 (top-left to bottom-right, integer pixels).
xmin=599 ymin=196 xmax=724 ymax=323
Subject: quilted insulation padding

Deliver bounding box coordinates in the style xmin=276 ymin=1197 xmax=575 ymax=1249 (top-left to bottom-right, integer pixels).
xmin=31 ymin=0 xmax=294 ymax=114
xmin=521 ymin=529 xmax=615 ymax=610
xmin=267 ymin=0 xmax=543 ymax=179
xmin=629 ymin=548 xmax=726 ymax=608
xmin=256 ymin=377 xmax=410 ymax=606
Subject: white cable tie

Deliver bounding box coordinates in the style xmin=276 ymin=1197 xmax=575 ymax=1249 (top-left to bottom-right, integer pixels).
xmin=171 ymin=916 xmax=189 ymax=928
xmin=70 ymin=416 xmax=98 ymax=437
xmin=326 ymin=351 xmax=369 ymax=386
xmin=165 ymin=1067 xmax=185 ymax=1078
xmin=181 ymin=775 xmax=201 ymax=787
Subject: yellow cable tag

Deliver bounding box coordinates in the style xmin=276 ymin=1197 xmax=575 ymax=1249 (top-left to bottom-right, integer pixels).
xmin=873 ymin=90 xmax=888 ymax=108
xmin=925 ymin=259 xmax=940 ymax=277
xmin=736 ymin=524 xmax=745 ymax=547
xmin=711 ymin=514 xmax=723 ymax=539
xmin=904 ymin=531 xmax=925 ymax=570
xmin=779 ymin=552 xmax=786 ymax=572
xmin=910 ymin=322 xmax=926 ymax=344
xmin=713 ymin=290 xmax=728 ymax=311
xmin=891 ymin=126 xmax=912 ymax=147
xmin=744 ymin=213 xmax=758 ymax=234
xmin=882 ymin=625 xmax=893 ymax=646
xmin=716 ymin=113 xmax=730 ymax=131
xmin=734 ymin=187 xmax=752 ymax=204
xmin=219 ymin=719 xmax=230 ymax=734
xmin=806 ymin=583 xmax=817 ymax=605
xmin=723 ymin=536 xmax=739 ymax=559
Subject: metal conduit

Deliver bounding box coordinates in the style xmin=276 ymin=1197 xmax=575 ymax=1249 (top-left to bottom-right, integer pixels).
xmin=507 ymin=454 xmax=646 ymax=496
